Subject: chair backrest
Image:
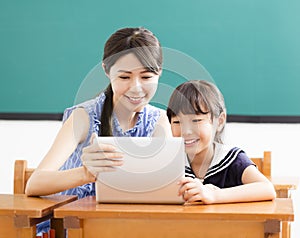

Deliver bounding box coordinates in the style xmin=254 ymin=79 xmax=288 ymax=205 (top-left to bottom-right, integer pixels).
xmin=14 ymin=160 xmax=35 ymax=194
xmin=250 ymin=151 xmax=271 ymax=177
xmin=13 ymin=153 xmax=271 ymax=194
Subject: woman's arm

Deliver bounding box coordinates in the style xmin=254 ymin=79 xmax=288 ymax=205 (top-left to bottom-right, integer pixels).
xmin=25 ymin=108 xmax=92 ymax=196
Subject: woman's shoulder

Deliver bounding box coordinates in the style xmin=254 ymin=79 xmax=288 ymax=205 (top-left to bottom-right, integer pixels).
xmin=62 ymin=93 xmax=105 ymax=122
xmin=143 ymin=104 xmax=161 ymax=114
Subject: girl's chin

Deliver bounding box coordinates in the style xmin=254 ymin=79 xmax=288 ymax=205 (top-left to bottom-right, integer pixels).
xmin=186 ymin=150 xmax=198 ymax=159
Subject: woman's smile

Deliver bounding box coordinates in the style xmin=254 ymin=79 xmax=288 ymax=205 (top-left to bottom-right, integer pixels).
xmin=124 ymin=95 xmax=146 ymax=104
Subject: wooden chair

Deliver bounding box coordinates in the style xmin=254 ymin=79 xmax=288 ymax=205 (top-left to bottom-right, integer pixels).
xmin=250 ymin=151 xmax=298 ymax=199
xmin=14 ymin=160 xmax=35 ymax=194
xmin=250 ymin=151 xmax=298 ymax=238
xmin=13 ymin=160 xmax=66 ymax=238
xmin=250 ymin=151 xmax=271 ymax=177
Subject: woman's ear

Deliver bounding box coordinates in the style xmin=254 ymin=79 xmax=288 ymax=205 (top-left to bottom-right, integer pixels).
xmin=217 ymin=112 xmax=226 ymax=132
xmin=102 ymin=63 xmax=110 ymax=78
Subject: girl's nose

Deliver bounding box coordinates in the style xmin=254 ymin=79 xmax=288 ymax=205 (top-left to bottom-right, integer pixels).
xmin=181 ymin=123 xmax=193 ymax=136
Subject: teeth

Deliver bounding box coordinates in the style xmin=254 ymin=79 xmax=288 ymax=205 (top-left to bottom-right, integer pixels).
xmin=127 ymin=96 xmax=144 ymax=101
xmin=184 ymin=139 xmax=198 ymax=145
xmin=130 ymin=97 xmax=142 ymax=101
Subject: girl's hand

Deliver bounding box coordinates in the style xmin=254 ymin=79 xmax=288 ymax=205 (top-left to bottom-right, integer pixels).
xmin=178 ymin=177 xmax=220 ymax=204
xmin=81 ymin=133 xmax=124 ymax=180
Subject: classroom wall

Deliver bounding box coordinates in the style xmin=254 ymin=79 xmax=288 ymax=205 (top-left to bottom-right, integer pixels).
xmin=1 ymin=0 xmax=300 ymax=116
xmin=0 ymin=120 xmax=299 ymax=237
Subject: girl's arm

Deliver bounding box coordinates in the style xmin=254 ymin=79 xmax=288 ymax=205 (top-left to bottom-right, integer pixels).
xmin=179 ymin=166 xmax=276 ymax=204
xmin=25 ymin=108 xmax=92 ymax=196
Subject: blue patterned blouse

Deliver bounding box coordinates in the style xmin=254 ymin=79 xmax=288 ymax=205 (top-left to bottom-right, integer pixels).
xmin=37 ymin=92 xmax=161 ymax=235
xmin=59 ymin=92 xmax=161 ymax=198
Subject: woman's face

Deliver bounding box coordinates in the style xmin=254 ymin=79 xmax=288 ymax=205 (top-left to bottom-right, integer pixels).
xmin=107 ymin=53 xmax=160 ymax=112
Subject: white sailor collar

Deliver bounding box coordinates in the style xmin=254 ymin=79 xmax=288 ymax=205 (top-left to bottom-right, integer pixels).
xmin=204 ymin=142 xmax=242 ymax=180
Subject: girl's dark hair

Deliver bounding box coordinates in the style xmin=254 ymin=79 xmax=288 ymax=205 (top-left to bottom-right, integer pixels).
xmin=100 ymin=27 xmax=162 ymax=136
xmin=166 ymin=80 xmax=226 ymax=143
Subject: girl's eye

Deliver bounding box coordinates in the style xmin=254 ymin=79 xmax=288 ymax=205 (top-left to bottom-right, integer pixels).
xmin=172 ymin=120 xmax=180 ymax=124
xmin=142 ymin=76 xmax=153 ymax=79
xmin=192 ymin=119 xmax=203 ymax=123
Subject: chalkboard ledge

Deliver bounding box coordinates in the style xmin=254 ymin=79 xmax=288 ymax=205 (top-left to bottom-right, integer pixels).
xmin=227 ymin=115 xmax=300 ymax=123
xmin=0 ymin=113 xmax=63 ymax=121
xmin=1 ymin=113 xmax=300 ymax=123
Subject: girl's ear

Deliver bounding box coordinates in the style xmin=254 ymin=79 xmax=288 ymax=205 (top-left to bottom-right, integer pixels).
xmin=217 ymin=112 xmax=226 ymax=132
xmin=158 ymin=68 xmax=162 ymax=77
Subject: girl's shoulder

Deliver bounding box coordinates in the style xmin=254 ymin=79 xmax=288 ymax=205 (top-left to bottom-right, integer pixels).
xmin=206 ymin=143 xmax=253 ymax=177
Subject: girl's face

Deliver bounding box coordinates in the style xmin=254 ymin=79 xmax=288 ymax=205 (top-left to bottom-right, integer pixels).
xmin=170 ymin=112 xmax=219 ymax=158
xmin=107 ymin=53 xmax=160 ymax=112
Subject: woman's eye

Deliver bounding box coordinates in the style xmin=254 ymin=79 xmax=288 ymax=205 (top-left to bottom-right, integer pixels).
xmin=172 ymin=120 xmax=180 ymax=124
xmin=119 ymin=76 xmax=130 ymax=79
xmin=192 ymin=119 xmax=203 ymax=123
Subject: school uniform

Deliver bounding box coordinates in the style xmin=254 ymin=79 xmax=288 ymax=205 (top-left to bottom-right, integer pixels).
xmin=185 ymin=142 xmax=255 ymax=187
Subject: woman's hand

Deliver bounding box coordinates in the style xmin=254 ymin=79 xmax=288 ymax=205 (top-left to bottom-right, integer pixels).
xmin=178 ymin=177 xmax=220 ymax=204
xmin=81 ymin=133 xmax=124 ymax=180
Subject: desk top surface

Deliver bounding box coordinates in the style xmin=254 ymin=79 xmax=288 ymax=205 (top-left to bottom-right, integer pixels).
xmin=270 ymin=176 xmax=299 ymax=189
xmin=0 ymin=194 xmax=77 ymax=217
xmin=54 ymin=196 xmax=294 ymax=222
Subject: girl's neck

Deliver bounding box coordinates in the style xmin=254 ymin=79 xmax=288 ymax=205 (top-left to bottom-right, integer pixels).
xmin=189 ymin=144 xmax=215 ymax=179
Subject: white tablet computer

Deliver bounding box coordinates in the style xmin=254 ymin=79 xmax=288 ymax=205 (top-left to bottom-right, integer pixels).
xmin=95 ymin=137 xmax=185 ymax=204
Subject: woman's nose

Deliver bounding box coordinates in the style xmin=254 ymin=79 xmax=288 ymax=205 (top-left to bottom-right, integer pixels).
xmin=130 ymin=78 xmax=142 ymax=91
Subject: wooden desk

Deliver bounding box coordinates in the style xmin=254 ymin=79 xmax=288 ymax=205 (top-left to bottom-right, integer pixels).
xmin=0 ymin=194 xmax=77 ymax=238
xmin=54 ymin=196 xmax=294 ymax=238
xmin=270 ymin=176 xmax=299 ymax=238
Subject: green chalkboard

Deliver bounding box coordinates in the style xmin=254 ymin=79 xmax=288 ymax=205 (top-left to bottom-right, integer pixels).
xmin=1 ymin=0 xmax=300 ymax=116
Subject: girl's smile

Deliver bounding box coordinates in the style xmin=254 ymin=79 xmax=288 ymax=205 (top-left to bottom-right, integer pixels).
xmin=184 ymin=138 xmax=200 ymax=147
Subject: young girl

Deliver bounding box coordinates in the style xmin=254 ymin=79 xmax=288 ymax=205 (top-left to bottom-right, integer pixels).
xmin=25 ymin=27 xmax=172 ymax=197
xmin=167 ymin=80 xmax=276 ymax=204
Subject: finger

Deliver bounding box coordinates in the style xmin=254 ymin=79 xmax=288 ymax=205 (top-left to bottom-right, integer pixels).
xmin=178 ymin=185 xmax=186 ymax=196
xmin=182 ymin=189 xmax=194 ymax=202
xmin=87 ymin=166 xmax=117 ymax=176
xmin=178 ymin=177 xmax=194 ymax=186
xmin=83 ymin=159 xmax=123 ymax=167
xmin=90 ymin=133 xmax=97 ymax=144
xmin=178 ymin=183 xmax=189 ymax=196
xmin=81 ymin=151 xmax=124 ymax=161
xmin=83 ymin=140 xmax=117 ymax=153
xmin=186 ymin=187 xmax=199 ymax=197
xmin=187 ymin=194 xmax=202 ymax=203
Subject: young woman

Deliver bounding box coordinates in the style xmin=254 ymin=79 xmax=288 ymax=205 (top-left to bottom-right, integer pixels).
xmin=167 ymin=80 xmax=276 ymax=204
xmin=26 ymin=27 xmax=172 ymax=198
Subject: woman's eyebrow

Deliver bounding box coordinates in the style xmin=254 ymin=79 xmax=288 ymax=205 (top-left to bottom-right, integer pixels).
xmin=118 ymin=70 xmax=132 ymax=73
xmin=118 ymin=68 xmax=151 ymax=74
